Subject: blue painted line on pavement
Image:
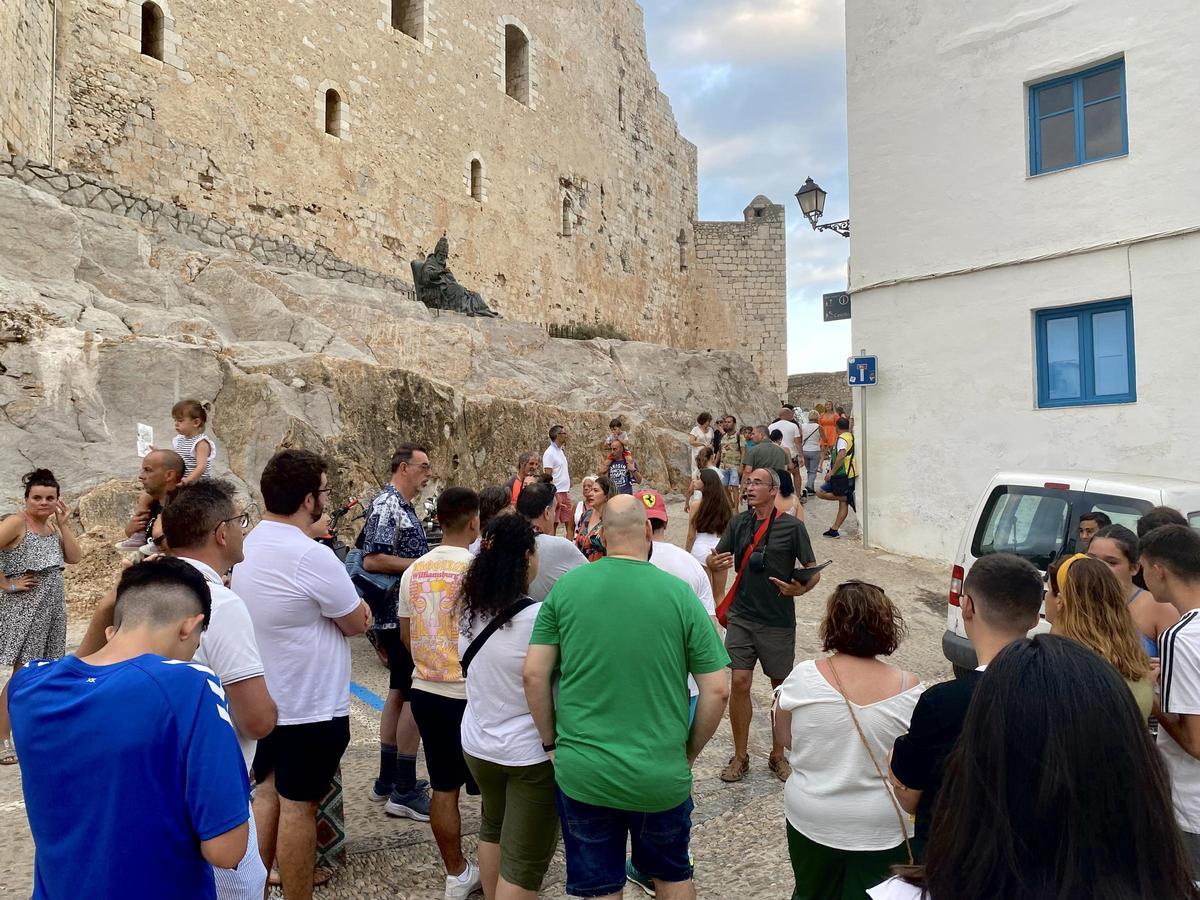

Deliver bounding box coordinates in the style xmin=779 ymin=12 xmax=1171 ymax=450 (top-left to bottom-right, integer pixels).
xmin=350 ymin=681 xmax=385 ymax=712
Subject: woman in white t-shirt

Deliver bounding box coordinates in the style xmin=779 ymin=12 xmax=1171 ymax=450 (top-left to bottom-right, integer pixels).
xmin=868 ymin=635 xmax=1200 ymax=900
xmin=800 ymin=411 xmax=823 ymax=496
xmin=773 ymin=582 xmax=923 ymax=900
xmin=457 ymin=514 xmax=557 ymax=899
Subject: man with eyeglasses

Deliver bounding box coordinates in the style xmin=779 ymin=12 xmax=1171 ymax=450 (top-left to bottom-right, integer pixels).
xmin=232 ymin=449 xmax=371 ymax=900
xmin=356 ymin=444 xmax=434 ymax=820
xmin=708 ymin=467 xmax=821 ymax=784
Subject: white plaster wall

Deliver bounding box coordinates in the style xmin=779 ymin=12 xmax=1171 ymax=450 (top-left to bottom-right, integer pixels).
xmin=845 ymin=0 xmax=1200 ymax=288
xmin=853 ymin=232 xmax=1200 ymax=561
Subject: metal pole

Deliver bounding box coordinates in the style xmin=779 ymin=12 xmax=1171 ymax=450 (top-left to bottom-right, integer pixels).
xmin=858 ymin=347 xmax=868 ymax=548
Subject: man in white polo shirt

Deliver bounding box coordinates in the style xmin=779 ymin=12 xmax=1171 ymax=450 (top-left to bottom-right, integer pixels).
xmin=542 ymin=424 xmax=572 ymax=536
xmin=232 ymin=450 xmax=371 ymax=900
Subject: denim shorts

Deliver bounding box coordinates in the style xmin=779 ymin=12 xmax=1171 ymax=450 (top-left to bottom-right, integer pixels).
xmin=719 ymin=467 xmax=740 ymax=487
xmin=555 ymin=790 xmax=694 ymax=897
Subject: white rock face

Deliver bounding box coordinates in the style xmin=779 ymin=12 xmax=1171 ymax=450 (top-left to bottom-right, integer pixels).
xmin=0 ymin=177 xmax=777 ymax=520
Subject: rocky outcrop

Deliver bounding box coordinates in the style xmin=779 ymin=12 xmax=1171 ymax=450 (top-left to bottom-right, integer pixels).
xmin=0 ymin=176 xmax=776 ymax=526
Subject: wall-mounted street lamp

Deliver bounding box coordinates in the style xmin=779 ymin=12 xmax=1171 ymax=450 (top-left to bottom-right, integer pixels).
xmin=795 ymin=177 xmax=849 ymax=238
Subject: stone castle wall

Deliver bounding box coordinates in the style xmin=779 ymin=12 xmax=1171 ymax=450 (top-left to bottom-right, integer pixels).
xmin=694 ymin=196 xmax=788 ymax=396
xmin=0 ymin=0 xmax=55 ymax=159
xmin=787 ymin=371 xmax=852 ymax=414
xmin=2 ymin=0 xmax=788 ymax=390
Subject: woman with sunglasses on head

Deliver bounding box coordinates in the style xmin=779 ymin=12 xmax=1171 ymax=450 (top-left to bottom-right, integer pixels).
xmin=869 ymin=635 xmax=1200 ymax=900
xmin=1045 ymin=553 xmax=1155 ymax=722
xmin=1088 ymin=523 xmax=1178 ymax=658
xmin=773 ymin=581 xmax=923 ymax=899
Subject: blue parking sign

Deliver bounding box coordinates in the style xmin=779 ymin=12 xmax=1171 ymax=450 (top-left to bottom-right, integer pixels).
xmin=847 ymin=356 xmax=878 ymax=387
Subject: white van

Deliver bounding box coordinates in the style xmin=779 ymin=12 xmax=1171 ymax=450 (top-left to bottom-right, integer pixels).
xmin=943 ymin=471 xmax=1200 ymax=675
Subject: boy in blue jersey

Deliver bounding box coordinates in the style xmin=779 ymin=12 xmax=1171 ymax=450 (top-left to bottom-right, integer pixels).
xmin=7 ymin=557 xmax=251 ymax=900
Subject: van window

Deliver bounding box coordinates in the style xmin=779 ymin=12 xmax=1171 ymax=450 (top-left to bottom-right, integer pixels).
xmin=1086 ymin=500 xmax=1147 ymax=533
xmin=974 ymin=488 xmax=1070 ymax=570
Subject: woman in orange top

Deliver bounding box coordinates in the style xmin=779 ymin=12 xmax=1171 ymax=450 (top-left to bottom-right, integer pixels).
xmin=818 ymin=402 xmax=840 ymax=468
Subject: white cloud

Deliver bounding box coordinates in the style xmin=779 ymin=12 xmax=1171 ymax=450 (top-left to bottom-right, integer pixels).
xmin=658 ymin=0 xmax=845 ymax=66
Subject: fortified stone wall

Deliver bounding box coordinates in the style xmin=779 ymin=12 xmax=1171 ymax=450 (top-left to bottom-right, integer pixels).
xmin=2 ymin=0 xmax=788 ymax=391
xmin=787 ymin=371 xmax=852 ymax=414
xmin=694 ymin=196 xmax=788 ymax=396
xmin=0 ymin=0 xmax=55 ymax=159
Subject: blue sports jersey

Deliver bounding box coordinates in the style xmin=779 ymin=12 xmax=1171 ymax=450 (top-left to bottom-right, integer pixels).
xmin=8 ymin=654 xmax=251 ymax=900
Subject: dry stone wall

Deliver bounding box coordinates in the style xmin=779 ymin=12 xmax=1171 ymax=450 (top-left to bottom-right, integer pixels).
xmin=787 ymin=371 xmax=853 ymax=414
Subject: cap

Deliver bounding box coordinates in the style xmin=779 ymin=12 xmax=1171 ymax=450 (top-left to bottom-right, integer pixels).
xmin=634 ymin=489 xmax=668 ymax=523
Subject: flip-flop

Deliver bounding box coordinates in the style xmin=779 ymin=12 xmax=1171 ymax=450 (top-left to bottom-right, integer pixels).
xmin=267 ymin=867 xmax=333 ymax=888
xmin=0 ymin=738 xmax=17 ymax=766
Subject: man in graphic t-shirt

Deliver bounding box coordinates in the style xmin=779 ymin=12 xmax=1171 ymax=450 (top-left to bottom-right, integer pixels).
xmin=232 ymin=450 xmax=371 ymax=900
xmin=398 ymin=487 xmax=484 ymax=900
xmin=8 ymin=558 xmax=251 ymax=900
xmin=1142 ymin=525 xmax=1200 ymax=877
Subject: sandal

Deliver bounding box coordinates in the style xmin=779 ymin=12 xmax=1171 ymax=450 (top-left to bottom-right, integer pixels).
xmin=0 ymin=737 xmax=17 ymax=766
xmin=768 ymin=753 xmax=791 ymax=782
xmin=267 ymin=866 xmax=333 ymax=887
xmin=718 ymin=753 xmax=749 ymax=783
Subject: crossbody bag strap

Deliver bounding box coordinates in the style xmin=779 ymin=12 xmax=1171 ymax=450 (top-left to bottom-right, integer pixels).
xmin=825 ymin=657 xmax=914 ymax=865
xmin=460 ymin=598 xmax=536 ymax=676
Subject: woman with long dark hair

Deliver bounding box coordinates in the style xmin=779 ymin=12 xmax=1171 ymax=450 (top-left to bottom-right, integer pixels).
xmin=1089 ymin=523 xmax=1178 ymax=657
xmin=0 ymin=469 xmax=80 ymax=764
xmin=869 ymin=635 xmax=1200 ymax=900
xmin=458 ymin=514 xmax=558 ymax=900
xmin=688 ymin=469 xmax=732 ymax=596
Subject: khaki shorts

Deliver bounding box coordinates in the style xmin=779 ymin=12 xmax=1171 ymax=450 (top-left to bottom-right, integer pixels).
xmin=725 ymin=617 xmax=795 ymax=681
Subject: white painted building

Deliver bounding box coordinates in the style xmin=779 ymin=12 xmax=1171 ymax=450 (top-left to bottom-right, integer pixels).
xmin=845 ymin=1 xmax=1200 ymax=561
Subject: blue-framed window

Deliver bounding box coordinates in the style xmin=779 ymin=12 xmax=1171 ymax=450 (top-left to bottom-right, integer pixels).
xmin=1029 ymin=59 xmax=1127 ymax=175
xmin=1035 ymin=299 xmax=1136 ymax=408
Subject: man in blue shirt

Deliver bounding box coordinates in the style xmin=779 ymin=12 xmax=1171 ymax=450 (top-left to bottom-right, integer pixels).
xmin=358 ymin=444 xmax=433 ymax=819
xmin=8 ymin=557 xmax=250 ymax=900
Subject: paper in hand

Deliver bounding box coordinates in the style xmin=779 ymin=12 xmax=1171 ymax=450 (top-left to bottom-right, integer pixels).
xmin=136 ymin=423 xmax=154 ymax=458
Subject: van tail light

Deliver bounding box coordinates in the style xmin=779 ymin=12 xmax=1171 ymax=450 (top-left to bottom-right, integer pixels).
xmin=1044 ymin=482 xmax=1070 ymax=491
xmin=949 ymin=565 xmax=965 ymax=607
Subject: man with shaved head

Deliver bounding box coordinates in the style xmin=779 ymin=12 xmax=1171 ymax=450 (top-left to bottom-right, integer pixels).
xmin=122 ymin=448 xmax=186 ymax=552
xmin=525 ymin=495 xmax=730 ymax=899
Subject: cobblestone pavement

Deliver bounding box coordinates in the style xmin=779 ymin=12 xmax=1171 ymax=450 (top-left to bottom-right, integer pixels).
xmin=0 ymin=495 xmax=951 ymax=899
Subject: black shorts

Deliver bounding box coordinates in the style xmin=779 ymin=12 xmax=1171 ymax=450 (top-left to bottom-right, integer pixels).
xmin=375 ymin=626 xmax=414 ymax=695
xmin=409 ymin=689 xmax=479 ymax=795
xmin=252 ymin=717 xmax=350 ymax=803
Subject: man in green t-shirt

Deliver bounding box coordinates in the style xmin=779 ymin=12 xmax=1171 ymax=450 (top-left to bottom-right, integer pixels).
xmin=741 ymin=424 xmax=790 ymax=485
xmin=525 ymin=495 xmax=730 ymax=899
xmin=708 ymin=468 xmax=821 ymax=785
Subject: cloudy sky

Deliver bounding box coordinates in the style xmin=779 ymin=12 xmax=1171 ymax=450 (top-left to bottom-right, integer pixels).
xmin=641 ymin=0 xmax=851 ymax=373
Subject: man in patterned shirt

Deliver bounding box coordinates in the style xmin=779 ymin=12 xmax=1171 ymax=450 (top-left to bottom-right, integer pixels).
xmin=360 ymin=444 xmax=433 ymax=820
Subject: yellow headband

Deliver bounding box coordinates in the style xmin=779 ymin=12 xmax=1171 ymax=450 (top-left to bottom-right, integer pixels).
xmin=1056 ymin=553 xmax=1088 ymax=589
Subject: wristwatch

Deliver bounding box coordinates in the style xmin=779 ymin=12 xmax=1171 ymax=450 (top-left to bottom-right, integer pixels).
xmin=541 ymin=741 xmax=556 ymax=752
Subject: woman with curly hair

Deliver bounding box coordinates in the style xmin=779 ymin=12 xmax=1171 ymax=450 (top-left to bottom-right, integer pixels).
xmin=573 ymin=475 xmax=614 ymax=563
xmin=773 ymin=582 xmax=923 ymax=899
xmin=1046 ymin=553 xmax=1154 ymax=721
xmin=0 ymin=469 xmax=80 ymax=764
xmin=457 ymin=514 xmax=557 ymax=899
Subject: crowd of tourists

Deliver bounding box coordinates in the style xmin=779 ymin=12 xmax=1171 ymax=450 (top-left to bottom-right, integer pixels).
xmin=5 ymin=398 xmax=1200 ymax=900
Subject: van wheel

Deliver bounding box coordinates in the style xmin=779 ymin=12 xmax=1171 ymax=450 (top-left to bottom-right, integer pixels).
xmin=952 ymin=665 xmax=974 ymax=680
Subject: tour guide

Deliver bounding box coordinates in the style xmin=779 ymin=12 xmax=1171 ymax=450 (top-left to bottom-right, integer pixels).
xmin=708 ymin=467 xmax=821 ymax=783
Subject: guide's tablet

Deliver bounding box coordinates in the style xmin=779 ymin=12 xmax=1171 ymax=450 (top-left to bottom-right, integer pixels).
xmin=794 ymin=560 xmax=834 ymax=583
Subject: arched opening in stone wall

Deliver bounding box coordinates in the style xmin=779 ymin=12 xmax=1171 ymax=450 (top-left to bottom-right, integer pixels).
xmin=140 ymin=2 xmax=165 ymax=60
xmin=504 ymin=25 xmax=530 ymax=105
xmin=324 ymin=89 xmax=342 ymax=137
xmin=562 ymin=197 xmax=573 ymax=237
xmin=618 ymin=85 xmax=625 ymax=128
xmin=470 ymin=159 xmax=483 ymax=201
xmin=391 ymin=0 xmax=424 ymax=42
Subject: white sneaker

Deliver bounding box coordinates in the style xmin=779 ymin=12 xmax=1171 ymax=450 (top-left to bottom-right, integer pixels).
xmin=444 ymin=861 xmax=481 ymax=900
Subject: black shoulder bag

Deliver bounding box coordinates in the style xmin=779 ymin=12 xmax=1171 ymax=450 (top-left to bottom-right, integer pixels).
xmin=460 ymin=599 xmax=537 ymax=676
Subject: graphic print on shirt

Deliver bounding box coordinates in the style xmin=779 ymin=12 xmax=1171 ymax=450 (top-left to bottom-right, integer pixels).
xmin=408 ymin=559 xmax=471 ymax=684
